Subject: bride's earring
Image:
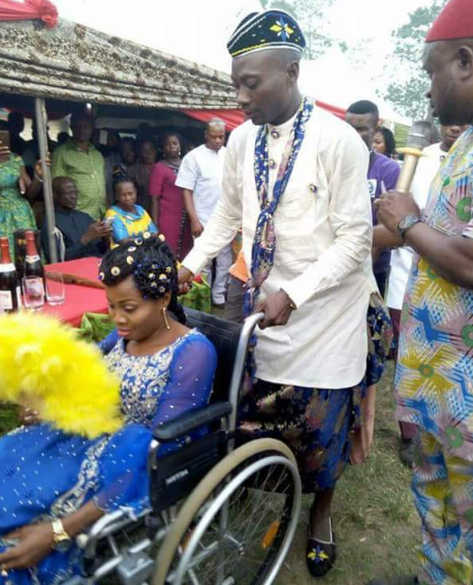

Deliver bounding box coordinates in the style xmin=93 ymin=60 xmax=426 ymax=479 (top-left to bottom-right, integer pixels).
xmin=162 ymin=306 xmax=171 ymax=331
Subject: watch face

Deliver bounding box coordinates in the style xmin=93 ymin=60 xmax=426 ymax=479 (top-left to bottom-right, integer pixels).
xmin=399 ymin=216 xmax=411 ymax=230
xmin=398 ymin=215 xmax=420 ymax=237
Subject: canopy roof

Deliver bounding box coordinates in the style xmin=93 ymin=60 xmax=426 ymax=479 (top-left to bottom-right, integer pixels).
xmin=0 ymin=18 xmax=239 ymax=110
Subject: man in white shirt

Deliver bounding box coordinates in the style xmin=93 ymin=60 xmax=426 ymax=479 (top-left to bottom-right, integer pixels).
xmin=385 ymin=123 xmax=468 ymax=467
xmin=179 ymin=10 xmax=372 ymax=578
xmin=176 ymin=119 xmax=232 ymax=306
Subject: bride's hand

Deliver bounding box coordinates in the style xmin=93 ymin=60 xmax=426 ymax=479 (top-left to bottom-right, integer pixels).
xmin=18 ymin=406 xmax=40 ymax=426
xmin=0 ymin=523 xmax=54 ymax=570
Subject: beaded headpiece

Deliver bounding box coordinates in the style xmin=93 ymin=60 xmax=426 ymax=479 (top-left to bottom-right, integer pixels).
xmin=99 ymin=233 xmax=176 ymax=299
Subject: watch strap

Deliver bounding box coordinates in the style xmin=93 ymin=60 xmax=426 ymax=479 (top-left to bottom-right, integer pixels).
xmin=52 ymin=519 xmax=71 ymax=545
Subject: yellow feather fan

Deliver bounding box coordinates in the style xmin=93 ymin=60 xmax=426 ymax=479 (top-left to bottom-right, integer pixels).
xmin=0 ymin=312 xmax=123 ymax=438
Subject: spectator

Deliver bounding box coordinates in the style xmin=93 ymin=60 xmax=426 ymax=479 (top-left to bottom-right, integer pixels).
xmin=120 ymin=137 xmax=137 ymax=168
xmin=104 ymin=178 xmax=157 ymax=247
xmin=112 ymin=137 xmax=137 ymax=184
xmin=383 ymin=123 xmax=468 ymax=467
xmin=371 ymin=0 xmax=473 ymax=580
xmin=128 ymin=139 xmax=157 ymax=213
xmin=7 ymin=111 xmax=27 ymax=156
xmin=372 ymin=126 xmax=397 ymax=159
xmin=41 ymin=177 xmax=110 ymax=262
xmin=0 ymin=142 xmax=44 ymax=259
xmin=22 ymin=120 xmax=57 ymax=177
xmin=176 ymin=118 xmax=231 ymax=307
xmin=346 ymin=100 xmax=401 ymax=297
xmin=149 ymin=133 xmax=192 ymax=261
xmin=52 ymin=112 xmax=106 ymax=221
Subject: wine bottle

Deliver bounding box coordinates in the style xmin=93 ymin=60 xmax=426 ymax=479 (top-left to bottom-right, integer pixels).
xmin=0 ymin=237 xmax=21 ymax=312
xmin=24 ymin=230 xmax=45 ymax=301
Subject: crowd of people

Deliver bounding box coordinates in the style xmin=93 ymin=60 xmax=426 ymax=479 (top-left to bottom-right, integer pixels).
xmin=0 ymin=111 xmax=228 ymax=291
xmin=0 ymin=0 xmax=473 ymax=584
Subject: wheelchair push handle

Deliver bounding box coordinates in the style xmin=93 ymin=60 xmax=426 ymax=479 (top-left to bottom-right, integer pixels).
xmin=227 ymin=311 xmax=264 ymax=434
xmin=246 ymin=311 xmax=265 ymax=331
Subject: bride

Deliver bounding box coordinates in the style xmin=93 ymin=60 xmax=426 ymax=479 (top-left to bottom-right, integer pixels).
xmin=0 ymin=234 xmax=216 ymax=584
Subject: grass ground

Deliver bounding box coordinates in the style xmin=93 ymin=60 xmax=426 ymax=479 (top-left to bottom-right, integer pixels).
xmin=0 ymin=362 xmax=420 ymax=585
xmin=276 ymin=361 xmax=420 ymax=585
xmin=0 ymin=402 xmax=18 ymax=434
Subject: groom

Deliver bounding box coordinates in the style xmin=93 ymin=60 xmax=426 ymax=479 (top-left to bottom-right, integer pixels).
xmin=179 ymin=9 xmax=372 ymax=577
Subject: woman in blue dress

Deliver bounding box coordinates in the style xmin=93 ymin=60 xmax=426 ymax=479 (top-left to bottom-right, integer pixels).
xmin=0 ymin=234 xmax=217 ymax=584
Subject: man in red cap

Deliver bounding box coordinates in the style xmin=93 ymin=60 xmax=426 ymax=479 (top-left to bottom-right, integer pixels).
xmin=370 ymin=0 xmax=473 ymax=584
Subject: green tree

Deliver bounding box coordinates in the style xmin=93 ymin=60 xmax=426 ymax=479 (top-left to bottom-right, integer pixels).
xmin=260 ymin=0 xmax=336 ymax=59
xmin=383 ymin=0 xmax=448 ymax=120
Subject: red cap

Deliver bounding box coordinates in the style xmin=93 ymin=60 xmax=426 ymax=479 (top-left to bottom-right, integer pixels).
xmin=426 ymin=0 xmax=473 ymax=43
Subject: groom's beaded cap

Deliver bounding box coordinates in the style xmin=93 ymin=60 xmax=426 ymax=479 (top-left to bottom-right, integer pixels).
xmin=227 ymin=10 xmax=306 ymax=59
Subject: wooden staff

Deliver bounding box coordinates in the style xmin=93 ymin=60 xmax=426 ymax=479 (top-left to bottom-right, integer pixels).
xmin=46 ymin=271 xmax=105 ymax=290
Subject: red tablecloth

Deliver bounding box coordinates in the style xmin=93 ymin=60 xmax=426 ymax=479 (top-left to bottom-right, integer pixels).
xmin=41 ymin=258 xmax=108 ymax=327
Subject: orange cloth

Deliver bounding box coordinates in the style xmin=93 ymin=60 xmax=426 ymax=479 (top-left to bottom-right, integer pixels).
xmin=229 ymin=251 xmax=249 ymax=282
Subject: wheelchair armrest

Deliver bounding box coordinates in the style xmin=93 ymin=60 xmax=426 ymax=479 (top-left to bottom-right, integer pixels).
xmin=153 ymin=402 xmax=232 ymax=442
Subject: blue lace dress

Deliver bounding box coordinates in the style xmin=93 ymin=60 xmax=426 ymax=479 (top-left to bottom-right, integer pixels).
xmin=0 ymin=329 xmax=216 ymax=584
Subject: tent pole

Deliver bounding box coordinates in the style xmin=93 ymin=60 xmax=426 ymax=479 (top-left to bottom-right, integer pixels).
xmin=34 ymin=98 xmax=57 ymax=263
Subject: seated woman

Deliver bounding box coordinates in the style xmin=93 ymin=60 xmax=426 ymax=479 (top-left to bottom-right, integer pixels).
xmin=104 ymin=178 xmax=157 ymax=247
xmin=0 ymin=235 xmax=216 ymax=584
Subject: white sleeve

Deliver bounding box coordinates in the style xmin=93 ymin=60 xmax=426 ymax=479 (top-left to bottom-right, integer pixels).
xmin=175 ymin=151 xmax=199 ymax=191
xmin=283 ymin=130 xmax=373 ymax=307
xmin=182 ymin=136 xmax=243 ymax=275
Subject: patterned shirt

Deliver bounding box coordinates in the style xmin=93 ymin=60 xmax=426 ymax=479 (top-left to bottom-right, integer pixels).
xmin=104 ymin=204 xmax=157 ymax=247
xmin=52 ymin=140 xmax=106 ymax=220
xmin=396 ymin=125 xmax=473 ymax=461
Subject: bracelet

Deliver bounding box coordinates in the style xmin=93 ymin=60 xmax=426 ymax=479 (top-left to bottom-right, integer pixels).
xmin=34 ymin=172 xmax=44 ymax=183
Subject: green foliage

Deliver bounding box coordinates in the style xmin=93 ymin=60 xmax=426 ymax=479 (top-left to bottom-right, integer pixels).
xmin=0 ymin=403 xmax=19 ymax=434
xmin=259 ymin=0 xmax=336 ymax=59
xmin=384 ymin=0 xmax=448 ymax=120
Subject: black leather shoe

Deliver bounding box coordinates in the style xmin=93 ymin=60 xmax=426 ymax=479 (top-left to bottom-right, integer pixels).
xmin=306 ymin=517 xmax=336 ymax=578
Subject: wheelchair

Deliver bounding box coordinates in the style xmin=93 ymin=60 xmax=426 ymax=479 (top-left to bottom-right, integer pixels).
xmin=66 ymin=309 xmax=302 ymax=585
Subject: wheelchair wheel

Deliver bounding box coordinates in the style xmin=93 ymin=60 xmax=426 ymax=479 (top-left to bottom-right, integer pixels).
xmin=154 ymin=438 xmax=301 ymax=585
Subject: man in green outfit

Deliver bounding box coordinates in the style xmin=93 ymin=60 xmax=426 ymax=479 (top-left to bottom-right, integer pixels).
xmin=52 ymin=113 xmax=106 ymax=221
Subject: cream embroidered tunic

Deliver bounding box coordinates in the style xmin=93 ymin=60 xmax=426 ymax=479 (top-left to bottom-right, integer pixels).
xmin=184 ymin=106 xmax=373 ymax=388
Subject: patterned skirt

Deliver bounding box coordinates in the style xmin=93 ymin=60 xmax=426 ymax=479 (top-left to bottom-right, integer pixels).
xmin=238 ymin=299 xmax=393 ymax=492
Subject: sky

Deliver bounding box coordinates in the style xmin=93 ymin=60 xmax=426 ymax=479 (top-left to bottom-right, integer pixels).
xmin=51 ymin=0 xmax=437 ymax=121
xmin=324 ymin=0 xmax=430 ymax=75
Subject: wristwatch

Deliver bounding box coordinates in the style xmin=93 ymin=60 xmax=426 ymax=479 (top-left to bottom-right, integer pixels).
xmin=51 ymin=519 xmax=72 ymax=551
xmin=397 ymin=215 xmax=422 ymax=241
